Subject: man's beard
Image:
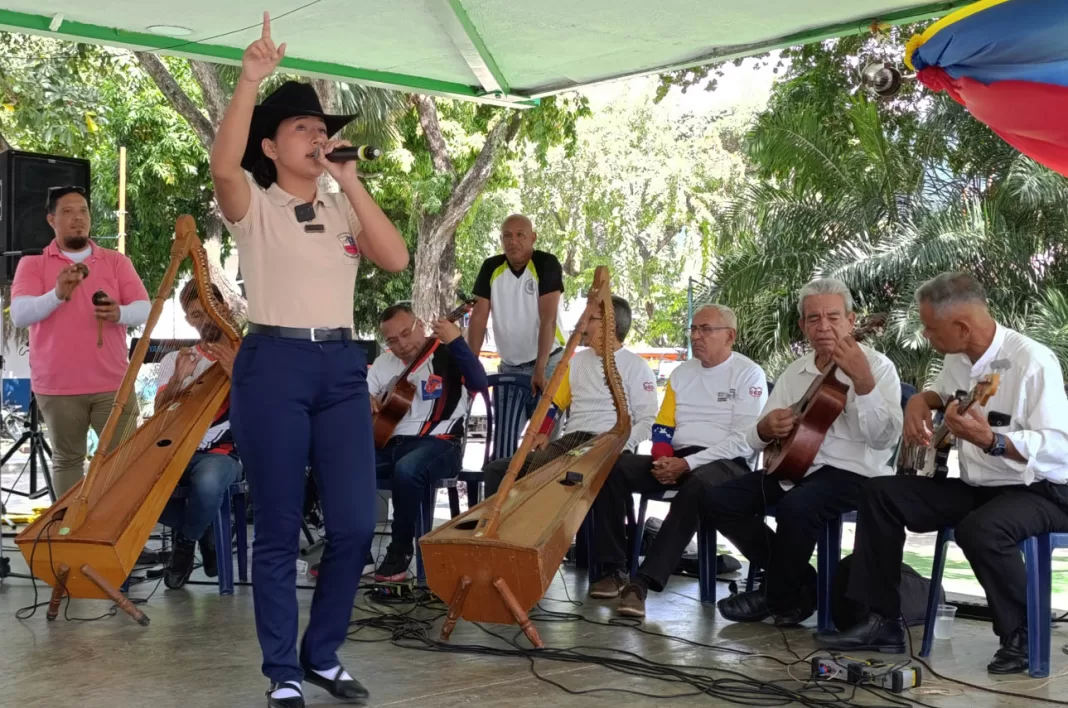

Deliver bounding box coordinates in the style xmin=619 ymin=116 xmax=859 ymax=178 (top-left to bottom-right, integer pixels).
xmin=64 ymin=236 xmax=89 ymax=250
xmin=199 ymin=322 xmax=223 ymax=343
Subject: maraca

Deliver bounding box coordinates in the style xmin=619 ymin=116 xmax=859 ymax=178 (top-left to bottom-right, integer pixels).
xmin=92 ymin=290 xmax=110 ymax=348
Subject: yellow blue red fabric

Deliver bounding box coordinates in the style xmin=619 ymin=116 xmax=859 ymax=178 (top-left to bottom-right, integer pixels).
xmin=905 ymin=0 xmax=1068 ymax=176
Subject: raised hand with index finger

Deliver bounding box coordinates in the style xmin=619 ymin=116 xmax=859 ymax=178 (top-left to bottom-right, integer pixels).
xmin=241 ymin=11 xmax=287 ymax=84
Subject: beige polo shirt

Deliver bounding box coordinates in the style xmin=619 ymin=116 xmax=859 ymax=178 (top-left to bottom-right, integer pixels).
xmin=223 ymin=176 xmax=362 ymax=329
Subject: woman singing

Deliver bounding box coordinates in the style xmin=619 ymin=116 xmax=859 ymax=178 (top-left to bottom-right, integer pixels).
xmin=210 ymin=13 xmax=409 ymax=708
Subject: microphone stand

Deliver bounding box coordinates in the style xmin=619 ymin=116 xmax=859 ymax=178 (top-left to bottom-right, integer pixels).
xmin=0 ymin=247 xmax=53 ymax=580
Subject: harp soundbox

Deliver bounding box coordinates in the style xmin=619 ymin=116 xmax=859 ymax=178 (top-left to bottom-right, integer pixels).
xmin=16 ymin=215 xmax=241 ymax=624
xmin=419 ymin=266 xmax=628 ymax=647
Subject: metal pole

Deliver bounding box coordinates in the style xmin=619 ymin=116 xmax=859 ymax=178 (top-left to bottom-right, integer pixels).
xmin=687 ymin=277 xmax=694 ymax=359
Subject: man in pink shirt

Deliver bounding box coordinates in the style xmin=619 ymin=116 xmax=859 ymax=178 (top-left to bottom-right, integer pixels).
xmin=10 ymin=185 xmax=150 ymax=497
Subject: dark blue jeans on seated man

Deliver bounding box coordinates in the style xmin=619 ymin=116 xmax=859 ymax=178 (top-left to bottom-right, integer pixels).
xmin=158 ymin=450 xmax=241 ymax=589
xmin=374 ymin=435 xmax=463 ymax=581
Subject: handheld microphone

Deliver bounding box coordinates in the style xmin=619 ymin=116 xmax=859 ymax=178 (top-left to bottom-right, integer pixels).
xmin=2 ymin=248 xmax=42 ymax=256
xmin=324 ymin=146 xmax=382 ymax=163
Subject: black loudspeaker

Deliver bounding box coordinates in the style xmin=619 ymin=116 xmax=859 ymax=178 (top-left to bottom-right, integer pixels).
xmin=0 ymin=149 xmax=91 ymax=283
xmin=355 ymin=339 xmax=379 ymax=365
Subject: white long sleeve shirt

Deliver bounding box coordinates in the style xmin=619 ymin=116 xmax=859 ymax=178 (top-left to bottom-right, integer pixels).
xmin=551 ymin=347 xmax=658 ymax=452
xmin=931 ymin=324 xmax=1068 ymax=487
xmin=747 ymin=344 xmax=903 ymax=480
xmin=11 ymin=289 xmax=149 ymax=328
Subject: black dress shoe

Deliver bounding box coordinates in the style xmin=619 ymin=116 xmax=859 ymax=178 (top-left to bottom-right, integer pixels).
xmin=301 ymin=664 xmax=370 ymax=702
xmin=815 ymin=612 xmax=906 ymax=653
xmin=266 ymin=683 xmax=304 ymax=708
xmin=988 ymin=628 xmax=1028 ymax=674
xmin=717 ymin=589 xmax=771 ymax=622
xmin=772 ymin=604 xmax=815 ymax=628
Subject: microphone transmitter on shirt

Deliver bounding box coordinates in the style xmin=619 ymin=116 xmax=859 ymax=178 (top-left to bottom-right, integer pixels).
xmin=294 ymin=203 xmax=316 ymax=223
xmin=987 ymin=411 xmax=1011 ymax=427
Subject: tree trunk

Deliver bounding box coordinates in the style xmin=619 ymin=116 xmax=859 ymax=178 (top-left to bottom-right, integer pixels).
xmin=0 ymin=130 xmax=10 ymax=152
xmin=411 ymin=215 xmax=462 ymax=320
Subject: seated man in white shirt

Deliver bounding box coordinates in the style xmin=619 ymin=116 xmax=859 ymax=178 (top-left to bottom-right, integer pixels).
xmin=701 ymin=278 xmax=903 ymax=628
xmin=817 ymin=272 xmax=1068 ymax=674
xmin=482 ymin=295 xmax=658 ymax=497
xmin=587 ymin=304 xmax=767 ymax=617
xmin=155 ymin=280 xmax=241 ymax=589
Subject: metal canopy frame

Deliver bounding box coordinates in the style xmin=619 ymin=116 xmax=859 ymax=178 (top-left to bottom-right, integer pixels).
xmin=0 ymin=1 xmax=972 ymax=107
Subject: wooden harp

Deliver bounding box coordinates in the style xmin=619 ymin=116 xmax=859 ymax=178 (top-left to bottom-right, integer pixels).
xmin=16 ymin=215 xmax=241 ymax=624
xmin=419 ymin=266 xmax=628 ymax=647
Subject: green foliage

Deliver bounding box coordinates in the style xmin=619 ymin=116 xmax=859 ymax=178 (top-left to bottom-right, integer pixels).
xmin=693 ymin=32 xmax=1068 ymax=384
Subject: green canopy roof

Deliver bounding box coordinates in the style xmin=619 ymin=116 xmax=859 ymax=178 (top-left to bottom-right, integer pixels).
xmin=0 ymin=1 xmax=969 ymax=106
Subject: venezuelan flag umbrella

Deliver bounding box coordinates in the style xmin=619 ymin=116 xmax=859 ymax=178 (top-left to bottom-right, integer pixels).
xmin=905 ymin=0 xmax=1068 ymax=177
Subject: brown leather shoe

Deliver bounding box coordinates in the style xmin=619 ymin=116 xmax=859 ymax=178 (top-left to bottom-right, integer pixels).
xmin=588 ymin=570 xmax=628 ymax=599
xmin=617 ymin=583 xmax=647 ymax=618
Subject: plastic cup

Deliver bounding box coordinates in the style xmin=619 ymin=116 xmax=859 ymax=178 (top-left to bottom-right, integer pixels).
xmin=934 ymin=604 xmax=957 ymax=640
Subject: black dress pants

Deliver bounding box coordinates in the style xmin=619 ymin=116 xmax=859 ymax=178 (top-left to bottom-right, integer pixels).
xmin=591 ymin=448 xmax=747 ymax=590
xmin=482 ymin=431 xmax=596 ymax=497
xmin=699 ymin=466 xmax=869 ymax=612
xmin=847 ymin=475 xmax=1068 ymax=638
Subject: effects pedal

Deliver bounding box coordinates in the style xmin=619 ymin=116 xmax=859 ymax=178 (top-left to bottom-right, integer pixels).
xmin=811 ymin=656 xmax=922 ymax=693
xmin=369 ymin=580 xmax=416 ymax=600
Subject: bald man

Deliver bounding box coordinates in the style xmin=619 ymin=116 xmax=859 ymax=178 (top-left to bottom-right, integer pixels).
xmin=468 ymin=214 xmax=567 ymax=395
xmin=818 ymin=272 xmax=1068 ymax=675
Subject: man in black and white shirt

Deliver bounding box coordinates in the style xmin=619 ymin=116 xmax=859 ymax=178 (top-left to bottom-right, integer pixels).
xmin=369 ymin=304 xmax=488 ymax=582
xmin=818 ymin=272 xmax=1068 ymax=674
xmin=467 ymin=214 xmax=566 ymax=394
xmin=155 ymin=280 xmax=241 ymax=590
xmin=482 ymin=295 xmax=658 ymax=497
xmin=702 ymin=278 xmax=902 ymax=628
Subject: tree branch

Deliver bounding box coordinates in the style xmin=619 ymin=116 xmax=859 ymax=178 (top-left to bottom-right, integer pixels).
xmin=134 ymin=52 xmax=215 ymax=151
xmin=435 ymin=112 xmax=522 ymax=234
xmin=189 ymin=60 xmax=229 ymax=128
xmin=411 ymin=95 xmax=454 ymax=175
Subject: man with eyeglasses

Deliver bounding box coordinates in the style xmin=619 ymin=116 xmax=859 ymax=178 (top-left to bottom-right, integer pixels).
xmin=368 ymin=303 xmax=488 ymax=582
xmin=10 ymin=185 xmax=150 ymax=497
xmin=466 ymin=214 xmax=567 ymax=396
xmin=587 ymin=304 xmax=768 ymax=617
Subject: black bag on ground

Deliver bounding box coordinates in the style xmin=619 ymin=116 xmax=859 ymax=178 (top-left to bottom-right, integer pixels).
xmin=832 ymin=553 xmax=942 ymax=629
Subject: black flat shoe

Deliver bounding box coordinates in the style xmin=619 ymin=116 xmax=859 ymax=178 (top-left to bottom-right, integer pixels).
xmin=266 ymin=683 xmax=304 ymax=708
xmin=717 ymin=589 xmax=771 ymax=623
xmin=302 ymin=664 xmax=369 ymax=702
xmin=814 ymin=612 xmax=906 ymax=653
xmin=988 ymin=628 xmax=1028 ymax=674
xmin=772 ymin=604 xmax=815 ymax=628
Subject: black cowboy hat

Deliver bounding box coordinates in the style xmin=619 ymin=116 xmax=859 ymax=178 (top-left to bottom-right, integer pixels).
xmin=240 ymin=81 xmax=358 ymax=172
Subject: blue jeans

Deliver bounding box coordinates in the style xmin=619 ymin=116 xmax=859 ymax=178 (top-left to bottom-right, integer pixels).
xmin=159 ymin=451 xmax=240 ymax=541
xmin=376 ymin=435 xmax=462 ymax=551
xmin=230 ymin=334 xmax=376 ymax=685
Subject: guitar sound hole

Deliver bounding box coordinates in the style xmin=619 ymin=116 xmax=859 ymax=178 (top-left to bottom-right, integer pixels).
xmin=455 ymin=519 xmax=478 ymax=530
xmin=156 ymin=439 xmax=173 ymax=448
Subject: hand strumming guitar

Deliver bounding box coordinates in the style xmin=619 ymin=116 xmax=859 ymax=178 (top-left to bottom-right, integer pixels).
xmin=831 ymin=334 xmax=875 ymax=395
xmin=758 ymin=408 xmax=798 ymax=443
xmin=903 ymin=394 xmax=936 ymax=447
xmin=370 ymin=396 xmax=381 ymax=416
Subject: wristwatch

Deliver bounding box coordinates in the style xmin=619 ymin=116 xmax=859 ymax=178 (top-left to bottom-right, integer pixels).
xmin=984 ymin=432 xmax=1007 ymax=457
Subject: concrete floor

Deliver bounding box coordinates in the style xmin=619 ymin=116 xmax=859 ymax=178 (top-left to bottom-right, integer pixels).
xmin=0 ymin=543 xmax=1063 ymax=708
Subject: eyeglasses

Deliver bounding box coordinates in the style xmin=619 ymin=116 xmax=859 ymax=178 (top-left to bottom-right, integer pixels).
xmin=383 ymin=324 xmax=418 ymax=348
xmin=689 ymin=325 xmax=733 ymax=336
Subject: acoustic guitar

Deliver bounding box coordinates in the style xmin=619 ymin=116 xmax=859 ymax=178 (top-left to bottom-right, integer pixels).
xmin=371 ymin=297 xmax=476 ymax=448
xmin=897 ymin=373 xmax=1000 ymax=480
xmin=763 ymin=315 xmax=886 ymax=483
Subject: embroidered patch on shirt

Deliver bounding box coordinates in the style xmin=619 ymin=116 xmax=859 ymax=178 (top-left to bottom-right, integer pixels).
xmin=422 ymin=374 xmax=443 ymax=400
xmin=749 ymin=386 xmax=763 ymax=398
xmin=337 ymin=232 xmax=360 ymax=258
xmin=643 ymin=381 xmax=655 ymax=391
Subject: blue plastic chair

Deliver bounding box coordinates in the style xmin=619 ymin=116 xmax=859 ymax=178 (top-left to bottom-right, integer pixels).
xmin=375 ymin=475 xmax=446 ymax=583
xmin=453 ymin=374 xmax=533 ymax=509
xmin=919 ymin=527 xmax=1068 ymax=678
xmin=630 ymin=488 xmax=718 ymax=601
xmin=168 ymin=473 xmax=249 ymax=595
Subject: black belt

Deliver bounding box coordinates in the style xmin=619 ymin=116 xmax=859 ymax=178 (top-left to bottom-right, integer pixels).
xmin=515 ymin=347 xmax=563 ymax=368
xmin=247 ymin=323 xmax=353 ymax=342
